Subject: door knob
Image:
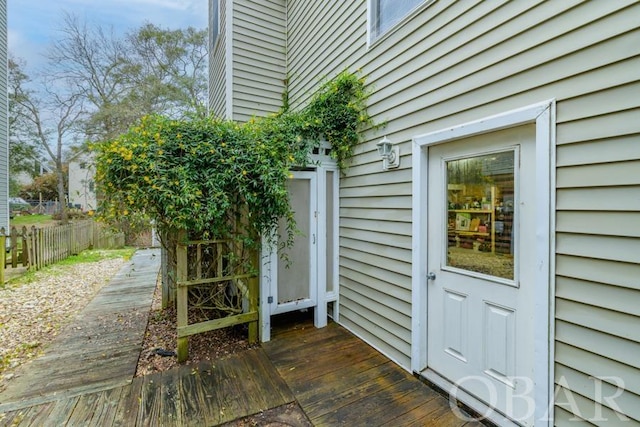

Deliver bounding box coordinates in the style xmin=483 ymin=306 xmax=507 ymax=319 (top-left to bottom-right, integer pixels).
xmin=427 ymin=272 xmax=436 ymax=281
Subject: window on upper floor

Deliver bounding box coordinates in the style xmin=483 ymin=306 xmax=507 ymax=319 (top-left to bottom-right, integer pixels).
xmin=210 ymin=0 xmax=220 ymax=49
xmin=369 ymin=0 xmax=427 ymax=43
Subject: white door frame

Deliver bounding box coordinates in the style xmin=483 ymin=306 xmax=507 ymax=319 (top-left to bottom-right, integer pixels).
xmin=259 ymin=164 xmax=340 ymax=342
xmin=411 ymin=100 xmax=556 ymax=426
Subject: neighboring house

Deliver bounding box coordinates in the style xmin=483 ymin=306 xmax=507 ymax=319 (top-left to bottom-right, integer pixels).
xmin=68 ymin=151 xmax=97 ymax=211
xmin=210 ymin=1 xmax=640 ymax=426
xmin=12 ymin=159 xmax=53 ymax=187
xmin=0 ymin=0 xmax=8 ymax=232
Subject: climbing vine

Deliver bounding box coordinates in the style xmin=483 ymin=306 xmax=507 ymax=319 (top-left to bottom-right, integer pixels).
xmin=95 ymin=70 xmax=372 ymax=246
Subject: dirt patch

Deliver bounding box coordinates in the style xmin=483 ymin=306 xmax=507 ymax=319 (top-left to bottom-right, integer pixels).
xmin=220 ymin=403 xmax=313 ymax=427
xmin=136 ymin=280 xmax=316 ymax=426
xmin=135 ymin=277 xmax=259 ymax=376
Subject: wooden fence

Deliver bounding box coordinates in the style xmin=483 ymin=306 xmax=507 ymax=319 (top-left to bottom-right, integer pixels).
xmin=0 ymin=221 xmax=125 ymax=283
xmin=174 ymin=234 xmax=259 ymax=362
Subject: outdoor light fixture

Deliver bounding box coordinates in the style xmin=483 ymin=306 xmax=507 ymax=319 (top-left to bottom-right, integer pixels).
xmin=376 ymin=136 xmax=400 ymax=170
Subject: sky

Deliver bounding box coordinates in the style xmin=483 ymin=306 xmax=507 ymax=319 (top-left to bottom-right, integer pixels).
xmin=8 ymin=0 xmax=208 ymax=70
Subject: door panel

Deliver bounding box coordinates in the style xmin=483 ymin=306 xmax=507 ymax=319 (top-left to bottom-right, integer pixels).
xmin=272 ymin=171 xmax=317 ymax=314
xmin=443 ymin=289 xmax=468 ymax=363
xmin=483 ymin=302 xmax=516 ymax=387
xmin=427 ymin=125 xmax=536 ymax=425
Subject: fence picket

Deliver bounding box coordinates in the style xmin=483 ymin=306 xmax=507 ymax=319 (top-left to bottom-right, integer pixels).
xmin=0 ymin=220 xmax=125 ymax=277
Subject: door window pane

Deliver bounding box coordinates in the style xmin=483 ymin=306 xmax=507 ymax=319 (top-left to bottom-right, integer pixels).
xmin=371 ymin=0 xmax=424 ymax=40
xmin=446 ymin=151 xmax=515 ymax=280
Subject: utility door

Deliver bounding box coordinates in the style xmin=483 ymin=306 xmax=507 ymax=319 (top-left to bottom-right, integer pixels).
xmin=426 ymin=125 xmax=537 ymax=425
xmin=271 ymin=170 xmax=318 ymax=315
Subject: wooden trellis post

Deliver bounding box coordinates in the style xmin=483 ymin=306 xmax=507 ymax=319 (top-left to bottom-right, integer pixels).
xmin=176 ymin=230 xmax=189 ymax=362
xmin=175 ymin=230 xmax=260 ymax=363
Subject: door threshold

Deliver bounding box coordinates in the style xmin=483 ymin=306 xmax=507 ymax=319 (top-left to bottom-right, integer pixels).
xmin=417 ymin=369 xmax=522 ymax=427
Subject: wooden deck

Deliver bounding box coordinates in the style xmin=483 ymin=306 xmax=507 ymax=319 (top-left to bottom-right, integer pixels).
xmin=0 ymin=349 xmax=295 ymax=426
xmin=1 ymin=314 xmax=481 ymax=426
xmin=265 ymin=313 xmax=482 ymax=427
xmin=1 ymin=250 xmax=483 ymax=425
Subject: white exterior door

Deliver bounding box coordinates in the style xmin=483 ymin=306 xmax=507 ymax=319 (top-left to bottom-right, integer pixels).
xmin=271 ymin=170 xmax=318 ymax=315
xmin=427 ymin=125 xmax=537 ymax=425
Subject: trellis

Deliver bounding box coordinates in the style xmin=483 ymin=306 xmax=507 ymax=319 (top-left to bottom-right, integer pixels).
xmin=175 ymin=234 xmax=259 ymax=362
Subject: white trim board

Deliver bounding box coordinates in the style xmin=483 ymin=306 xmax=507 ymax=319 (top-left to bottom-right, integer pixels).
xmin=224 ymin=0 xmax=233 ymax=120
xmin=411 ymin=100 xmax=556 ymax=427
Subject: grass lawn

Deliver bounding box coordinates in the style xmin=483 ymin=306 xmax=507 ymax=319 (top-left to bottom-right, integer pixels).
xmin=9 ymin=214 xmax=58 ymax=228
xmin=6 ymin=248 xmax=137 ymax=286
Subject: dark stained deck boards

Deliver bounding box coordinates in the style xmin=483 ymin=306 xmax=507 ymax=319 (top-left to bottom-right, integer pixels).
xmin=0 ymin=349 xmax=295 ymax=426
xmin=264 ymin=315 xmax=481 ymax=427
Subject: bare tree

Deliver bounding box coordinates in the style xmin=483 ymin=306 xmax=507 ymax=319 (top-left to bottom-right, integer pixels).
xmin=47 ymin=14 xmax=208 ymax=144
xmin=47 ymin=13 xmax=131 ymax=142
xmin=9 ymin=57 xmax=84 ymax=223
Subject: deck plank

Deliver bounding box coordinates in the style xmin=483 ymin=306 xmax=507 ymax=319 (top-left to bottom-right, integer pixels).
xmin=177 ymin=363 xmax=208 ymax=427
xmin=15 ymin=401 xmax=54 ymax=427
xmin=242 ymin=348 xmax=295 ymax=406
xmin=89 ymin=386 xmax=124 ymax=427
xmin=65 ymin=390 xmax=101 ymax=426
xmin=193 ymin=361 xmax=226 ymax=426
xmin=303 ymin=363 xmax=413 ymax=421
xmin=111 ymin=378 xmax=143 ymax=427
xmin=159 ymin=367 xmax=182 ymax=426
xmin=138 ymin=373 xmax=162 ymax=426
xmin=45 ymin=395 xmax=79 ymax=426
xmin=296 ymin=357 xmax=400 ymax=407
xmin=215 ymin=355 xmax=253 ymax=424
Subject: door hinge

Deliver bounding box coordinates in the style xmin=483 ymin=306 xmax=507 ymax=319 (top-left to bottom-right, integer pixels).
xmin=267 ymin=296 xmax=273 ymax=304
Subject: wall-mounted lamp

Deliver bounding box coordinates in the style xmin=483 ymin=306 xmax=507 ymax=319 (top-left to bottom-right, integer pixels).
xmin=376 ymin=136 xmax=400 ymax=170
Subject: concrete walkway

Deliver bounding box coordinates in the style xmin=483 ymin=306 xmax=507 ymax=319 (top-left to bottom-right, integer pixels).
xmin=0 ymin=249 xmax=160 ymax=413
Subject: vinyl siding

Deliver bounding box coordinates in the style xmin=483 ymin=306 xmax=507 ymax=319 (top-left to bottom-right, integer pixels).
xmin=285 ymin=0 xmax=640 ymax=422
xmin=231 ymin=0 xmax=286 ymax=122
xmin=0 ymin=0 xmax=8 ymax=232
xmin=209 ymin=0 xmax=227 ymax=118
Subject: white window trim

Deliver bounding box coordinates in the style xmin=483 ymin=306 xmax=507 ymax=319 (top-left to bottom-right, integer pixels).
xmin=411 ymin=100 xmax=556 ymax=427
xmin=210 ymin=0 xmax=221 ymax=50
xmin=367 ymin=0 xmax=434 ymax=46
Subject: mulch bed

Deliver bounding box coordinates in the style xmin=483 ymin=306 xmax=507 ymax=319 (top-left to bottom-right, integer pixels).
xmin=135 ymin=277 xmax=259 ymax=376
